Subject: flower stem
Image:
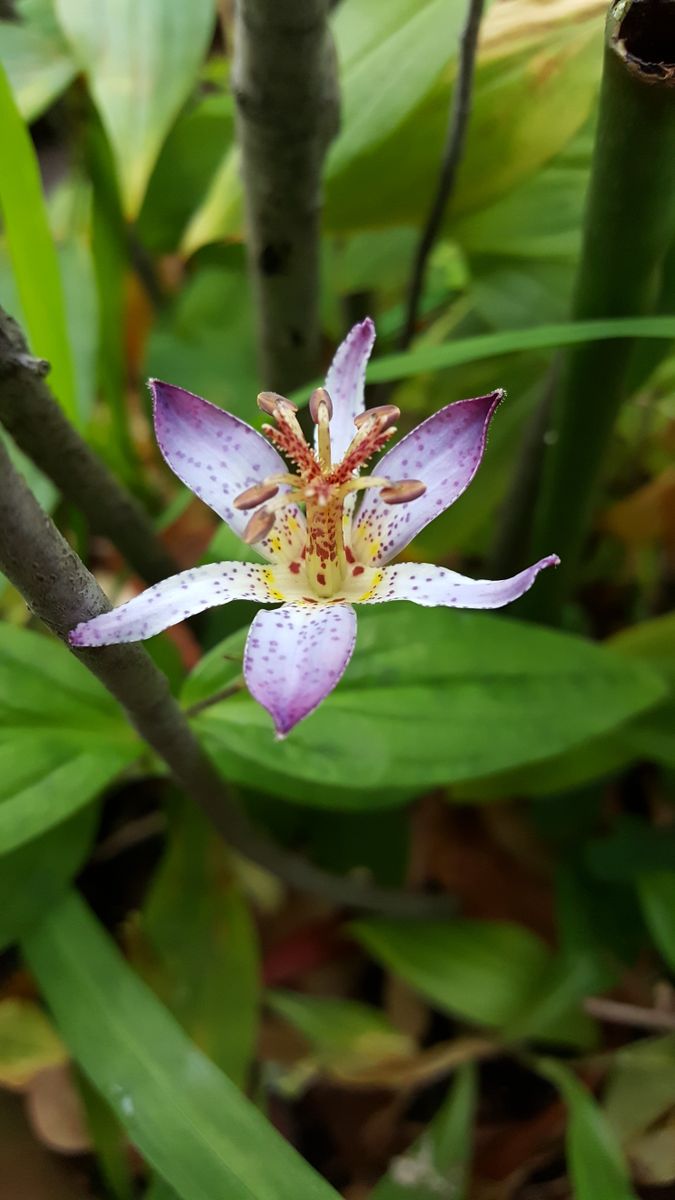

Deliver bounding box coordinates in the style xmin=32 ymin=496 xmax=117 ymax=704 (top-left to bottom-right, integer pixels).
xmin=0 ymin=437 xmax=453 ymax=919
xmin=0 ymin=306 xmax=179 ymax=585
xmin=525 ymin=0 xmax=675 ymax=623
xmin=232 ymin=0 xmax=339 ymax=392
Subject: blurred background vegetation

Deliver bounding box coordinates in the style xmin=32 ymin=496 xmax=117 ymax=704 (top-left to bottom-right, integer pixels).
xmin=0 ymin=0 xmax=675 ymax=1197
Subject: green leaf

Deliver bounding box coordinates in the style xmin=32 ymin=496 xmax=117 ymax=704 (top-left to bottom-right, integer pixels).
xmin=267 ymin=991 xmax=414 ymax=1078
xmin=24 ymin=890 xmax=341 ymax=1200
xmin=604 ymin=1035 xmax=675 ymax=1145
xmin=0 ymin=625 xmax=140 ymax=857
xmin=328 ymin=0 xmax=465 ymax=176
xmin=138 ymin=91 xmax=235 ymax=253
xmin=145 ymin=262 xmax=258 ymax=422
xmin=0 ymin=61 xmax=78 ymax=421
xmin=54 ymin=0 xmax=215 ymax=217
xmin=637 ymin=871 xmax=675 ymax=971
xmin=324 ymin=15 xmax=602 ymax=233
xmin=364 ymin=316 xmax=675 ymax=385
xmin=537 ymin=1059 xmax=638 ymax=1200
xmin=352 ymin=917 xmax=564 ymax=1037
xmin=0 ymin=998 xmax=66 ymax=1088
xmin=0 ymin=0 xmax=76 ymax=121
xmin=182 ymin=606 xmax=665 ymax=807
xmin=0 ymin=745 xmax=136 ymax=856
xmin=370 ymin=1065 xmax=476 ymax=1200
xmin=0 ymin=807 xmax=97 ymax=950
xmin=139 ymin=803 xmax=260 ymax=1088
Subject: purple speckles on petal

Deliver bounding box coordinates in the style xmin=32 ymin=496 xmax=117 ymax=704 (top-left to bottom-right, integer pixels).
xmin=244 ymin=603 xmax=357 ymax=737
xmin=353 ymin=391 xmax=504 ymax=566
xmin=356 ymin=556 xmax=560 ymax=610
xmin=68 ymin=562 xmax=281 ymax=646
xmin=149 ymin=379 xmax=304 ymax=558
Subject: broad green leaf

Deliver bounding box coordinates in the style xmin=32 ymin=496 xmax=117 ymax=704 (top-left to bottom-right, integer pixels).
xmin=182 ymin=606 xmax=665 ymax=806
xmin=323 ymin=15 xmax=602 ymax=232
xmin=0 ymin=625 xmax=140 ymax=858
xmin=139 ymin=803 xmax=259 ymax=1088
xmin=351 ymin=917 xmax=573 ymax=1039
xmin=0 ymin=807 xmax=97 ymax=950
xmin=145 ymin=262 xmax=258 ymax=422
xmin=24 ymin=890 xmax=341 ymax=1200
xmin=637 ymin=872 xmax=675 ymax=971
xmin=0 ymin=61 xmax=78 ymax=421
xmin=0 ymin=745 xmax=136 ymax=856
xmin=328 ymin=0 xmax=465 ymax=175
xmin=537 ymin=1059 xmax=638 ymax=1200
xmin=365 ymin=316 xmax=675 ymax=385
xmin=371 ymin=1065 xmax=476 ymax=1200
xmin=139 ymin=91 xmax=234 ymax=253
xmin=0 ymin=0 xmax=76 ymax=121
xmin=54 ymin=0 xmax=215 ymax=217
xmin=0 ymin=998 xmax=66 ymax=1088
xmin=267 ymin=991 xmax=414 ymax=1079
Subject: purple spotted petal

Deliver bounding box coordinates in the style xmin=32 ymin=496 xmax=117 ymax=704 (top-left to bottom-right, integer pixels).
xmin=244 ymin=603 xmax=357 ymax=737
xmin=358 ymin=555 xmax=560 ymax=608
xmin=69 ymin=563 xmax=279 ymax=646
xmin=352 ymin=390 xmax=503 ymax=566
xmin=151 ymin=380 xmax=294 ymax=548
xmin=322 ymin=318 xmax=376 ymax=463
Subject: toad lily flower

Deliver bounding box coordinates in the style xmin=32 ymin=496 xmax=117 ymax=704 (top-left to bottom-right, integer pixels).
xmin=69 ymin=319 xmax=558 ymax=736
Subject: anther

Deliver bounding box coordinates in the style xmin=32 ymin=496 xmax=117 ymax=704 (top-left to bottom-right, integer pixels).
xmin=233 ymin=481 xmax=279 ymax=511
xmin=380 ymin=479 xmax=427 ymax=504
xmin=257 ymin=391 xmax=298 ymax=417
xmin=242 ymin=507 xmax=276 ymax=544
xmin=309 ymin=386 xmax=333 ymax=423
xmin=354 ymin=404 xmax=400 ymax=432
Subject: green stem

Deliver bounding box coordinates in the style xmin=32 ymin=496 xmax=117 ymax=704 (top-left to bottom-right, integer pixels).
xmin=527 ymin=0 xmax=675 ymax=623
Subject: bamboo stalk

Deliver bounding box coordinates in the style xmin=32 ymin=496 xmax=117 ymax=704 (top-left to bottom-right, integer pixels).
xmin=525 ymin=0 xmax=675 ymax=622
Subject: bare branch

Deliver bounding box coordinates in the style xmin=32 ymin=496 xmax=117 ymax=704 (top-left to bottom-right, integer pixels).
xmin=233 ymin=0 xmax=339 ymax=390
xmin=0 ymin=306 xmax=178 ymax=585
xmin=399 ymin=0 xmax=486 ymax=349
xmin=0 ymin=439 xmax=452 ymax=918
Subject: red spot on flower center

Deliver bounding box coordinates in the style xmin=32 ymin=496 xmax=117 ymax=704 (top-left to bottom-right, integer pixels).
xmin=316 ymin=572 xmax=326 ymax=586
xmin=352 ymin=565 xmax=364 ymax=576
xmin=289 ymin=561 xmax=301 ymax=574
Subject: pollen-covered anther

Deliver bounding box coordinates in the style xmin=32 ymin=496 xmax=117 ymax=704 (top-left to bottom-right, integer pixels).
xmin=233 ymin=481 xmax=280 ymax=510
xmin=380 ymin=479 xmax=427 ymax=505
xmin=354 ymin=404 xmax=400 ymax=433
xmin=256 ymin=391 xmax=298 ymax=417
xmin=309 ymin=386 xmax=333 ymax=423
xmin=242 ymin=507 xmax=276 ymax=544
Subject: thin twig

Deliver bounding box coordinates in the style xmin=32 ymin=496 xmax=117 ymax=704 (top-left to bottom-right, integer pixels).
xmin=584 ymin=996 xmax=675 ymax=1032
xmin=185 ymin=681 xmax=244 ymax=718
xmin=0 ymin=438 xmax=453 ymax=919
xmin=399 ymin=0 xmax=486 ymax=350
xmin=0 ymin=306 xmax=178 ymax=585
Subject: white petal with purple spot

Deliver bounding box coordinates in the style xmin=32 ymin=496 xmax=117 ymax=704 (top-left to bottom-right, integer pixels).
xmin=244 ymin=603 xmax=357 ymax=737
xmin=69 ymin=562 xmax=285 ymax=646
xmin=151 ymin=380 xmax=306 ymax=559
xmin=358 ymin=556 xmax=560 ymax=609
xmin=320 ymin=318 xmax=376 ymax=464
xmin=352 ymin=391 xmax=503 ymax=566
